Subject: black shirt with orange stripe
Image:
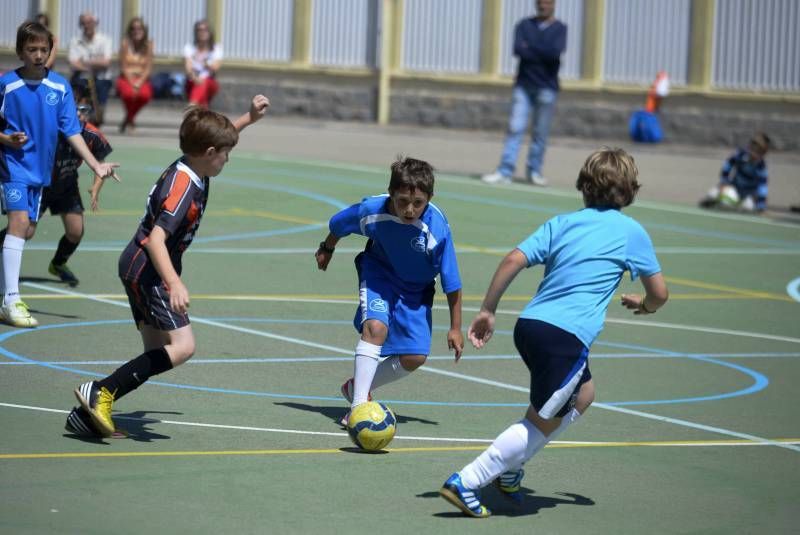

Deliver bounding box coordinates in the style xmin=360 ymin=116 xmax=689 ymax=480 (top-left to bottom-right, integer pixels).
xmin=118 ymin=158 xmax=208 ymax=285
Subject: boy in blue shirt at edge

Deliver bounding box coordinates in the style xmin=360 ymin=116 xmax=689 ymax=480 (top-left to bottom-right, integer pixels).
xmin=315 ymin=157 xmax=464 ymax=426
xmin=440 ymin=147 xmax=669 ymax=518
xmin=0 ymin=21 xmax=119 ymax=328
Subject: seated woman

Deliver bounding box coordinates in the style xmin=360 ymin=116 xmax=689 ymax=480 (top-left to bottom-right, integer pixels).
xmin=116 ymin=17 xmax=154 ymax=133
xmin=184 ymin=19 xmax=223 ymax=108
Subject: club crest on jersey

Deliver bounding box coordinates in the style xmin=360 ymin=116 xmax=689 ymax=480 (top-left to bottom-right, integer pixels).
xmin=369 ymin=299 xmax=388 ymax=312
xmin=5 ymin=188 xmax=23 ymax=203
xmin=410 ymin=236 xmax=426 ymax=253
xmin=46 ymin=91 xmax=59 ymax=105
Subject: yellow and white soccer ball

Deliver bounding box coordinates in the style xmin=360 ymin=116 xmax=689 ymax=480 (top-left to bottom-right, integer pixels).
xmin=718 ymin=184 xmax=740 ymax=207
xmin=346 ymin=401 xmax=397 ymax=451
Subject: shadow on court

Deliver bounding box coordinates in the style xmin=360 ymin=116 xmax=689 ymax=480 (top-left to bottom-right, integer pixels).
xmin=419 ymin=486 xmax=594 ymax=518
xmin=63 ymin=410 xmax=180 ymax=443
xmin=274 ymin=401 xmax=439 ymax=427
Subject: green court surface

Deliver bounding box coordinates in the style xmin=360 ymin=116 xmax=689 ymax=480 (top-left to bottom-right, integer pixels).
xmin=1 ymin=146 xmax=798 ymax=534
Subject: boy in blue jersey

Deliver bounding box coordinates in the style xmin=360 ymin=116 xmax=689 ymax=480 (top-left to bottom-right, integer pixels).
xmin=0 ymin=21 xmax=118 ymax=328
xmin=315 ymin=157 xmax=464 ymax=426
xmin=440 ymin=147 xmax=669 ymax=518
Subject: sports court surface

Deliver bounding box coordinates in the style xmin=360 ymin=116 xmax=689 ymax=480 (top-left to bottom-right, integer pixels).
xmin=1 ymin=106 xmax=798 ymax=534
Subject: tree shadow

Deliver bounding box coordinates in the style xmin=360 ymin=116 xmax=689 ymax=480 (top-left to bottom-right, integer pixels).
xmin=419 ymin=485 xmax=595 ymax=518
xmin=274 ymin=401 xmax=438 ymax=427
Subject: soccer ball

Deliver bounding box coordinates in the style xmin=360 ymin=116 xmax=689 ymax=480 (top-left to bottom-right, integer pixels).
xmin=346 ymin=401 xmax=397 ymax=451
xmin=718 ymin=184 xmax=740 ymax=207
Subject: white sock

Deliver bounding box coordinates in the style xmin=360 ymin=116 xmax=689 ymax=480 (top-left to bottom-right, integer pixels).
xmin=547 ymin=408 xmax=582 ymax=443
xmin=459 ymin=419 xmax=546 ymax=489
xmin=370 ymin=356 xmax=411 ymax=390
xmin=351 ymin=340 xmax=382 ymax=407
xmin=3 ymin=235 xmax=25 ymax=306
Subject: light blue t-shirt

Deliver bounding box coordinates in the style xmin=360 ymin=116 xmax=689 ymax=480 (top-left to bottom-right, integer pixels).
xmin=0 ymin=69 xmax=81 ymax=186
xmin=517 ymin=207 xmax=661 ymax=347
xmin=329 ymin=194 xmax=462 ymax=294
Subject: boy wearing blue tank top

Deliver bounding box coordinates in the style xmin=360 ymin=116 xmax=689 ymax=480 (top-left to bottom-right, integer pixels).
xmin=440 ymin=147 xmax=669 ymax=518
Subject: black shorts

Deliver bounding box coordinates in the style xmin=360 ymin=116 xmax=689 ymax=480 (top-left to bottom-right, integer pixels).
xmin=513 ymin=318 xmax=592 ymax=418
xmin=41 ymin=183 xmax=84 ymax=215
xmin=122 ymin=279 xmax=190 ymax=331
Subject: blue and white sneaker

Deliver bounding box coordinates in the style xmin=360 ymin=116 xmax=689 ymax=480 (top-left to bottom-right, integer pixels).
xmin=439 ymin=473 xmax=491 ymax=518
xmin=495 ymin=468 xmax=525 ymax=504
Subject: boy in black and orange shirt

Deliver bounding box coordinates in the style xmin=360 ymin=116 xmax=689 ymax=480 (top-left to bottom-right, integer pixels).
xmin=68 ymin=95 xmax=269 ymax=438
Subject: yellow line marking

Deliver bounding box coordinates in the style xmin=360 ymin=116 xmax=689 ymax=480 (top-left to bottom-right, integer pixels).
xmin=2 ymin=438 xmax=799 ymax=459
xmin=664 ymin=276 xmax=794 ymax=302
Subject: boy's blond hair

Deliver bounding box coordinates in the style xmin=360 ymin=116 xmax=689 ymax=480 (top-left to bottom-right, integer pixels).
xmin=576 ymin=147 xmax=640 ymax=208
xmin=179 ymin=107 xmax=238 ymax=156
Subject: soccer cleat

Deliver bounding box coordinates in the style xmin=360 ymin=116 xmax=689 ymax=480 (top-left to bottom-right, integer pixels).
xmin=65 ymin=406 xmax=98 ymax=437
xmin=439 ymin=473 xmax=491 ymax=518
xmin=494 ymin=468 xmax=525 ymax=504
xmin=339 ymin=410 xmax=350 ymax=427
xmin=74 ymin=381 xmax=116 ymax=437
xmin=481 ymin=171 xmax=512 ymax=185
xmin=527 ymin=171 xmax=549 ymax=187
xmin=49 ymin=261 xmax=79 ymax=286
xmin=0 ymin=300 xmax=39 ymax=328
xmin=340 ymin=378 xmax=372 ymax=404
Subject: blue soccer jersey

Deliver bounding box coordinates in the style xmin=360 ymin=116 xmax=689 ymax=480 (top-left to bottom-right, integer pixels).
xmin=329 ymin=194 xmax=461 ymax=294
xmin=0 ymin=69 xmax=81 ymax=187
xmin=517 ymin=207 xmax=661 ymax=347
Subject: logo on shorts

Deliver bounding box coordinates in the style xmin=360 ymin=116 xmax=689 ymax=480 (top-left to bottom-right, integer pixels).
xmin=410 ymin=236 xmax=426 ymax=253
xmin=5 ymin=188 xmax=22 ymax=203
xmin=369 ymin=298 xmax=387 ymax=312
xmin=46 ymin=91 xmax=59 ymax=106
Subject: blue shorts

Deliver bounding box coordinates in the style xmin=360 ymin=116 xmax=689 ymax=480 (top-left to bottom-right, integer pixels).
xmin=1 ymin=182 xmax=43 ymax=222
xmin=353 ymin=253 xmax=435 ymax=357
xmin=513 ymin=318 xmax=592 ymax=419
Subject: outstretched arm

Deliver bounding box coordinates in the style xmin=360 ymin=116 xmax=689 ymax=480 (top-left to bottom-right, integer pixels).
xmin=232 ymin=94 xmax=270 ymax=132
xmin=66 ymin=133 xmax=120 ymax=181
xmin=468 ymin=248 xmax=528 ymax=348
xmin=621 ymin=272 xmax=669 ymax=315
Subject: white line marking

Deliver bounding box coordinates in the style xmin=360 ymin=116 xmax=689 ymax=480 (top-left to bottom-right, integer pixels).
xmin=19 ymin=282 xmax=799 ymax=451
xmin=237 ymin=150 xmax=800 ymax=230
xmin=23 ymin=244 xmax=800 ymax=255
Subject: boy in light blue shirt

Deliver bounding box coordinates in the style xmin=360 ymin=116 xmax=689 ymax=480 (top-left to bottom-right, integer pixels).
xmin=0 ymin=21 xmax=118 ymax=327
xmin=315 ymin=157 xmax=464 ymax=426
xmin=440 ymin=147 xmax=669 ymax=518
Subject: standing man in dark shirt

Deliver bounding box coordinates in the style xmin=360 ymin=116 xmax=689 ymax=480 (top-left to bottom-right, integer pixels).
xmin=482 ymin=0 xmax=566 ymax=187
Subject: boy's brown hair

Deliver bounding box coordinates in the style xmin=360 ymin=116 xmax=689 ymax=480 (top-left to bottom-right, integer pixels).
xmin=16 ymin=21 xmax=53 ymax=56
xmin=750 ymin=132 xmax=771 ymax=155
xmin=576 ymin=147 xmax=640 ymax=208
xmin=388 ymin=156 xmax=435 ymax=197
xmin=179 ymin=107 xmax=238 ymax=156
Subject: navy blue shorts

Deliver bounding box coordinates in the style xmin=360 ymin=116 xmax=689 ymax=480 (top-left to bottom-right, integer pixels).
xmin=122 ymin=280 xmax=190 ymax=331
xmin=513 ymin=318 xmax=591 ymax=418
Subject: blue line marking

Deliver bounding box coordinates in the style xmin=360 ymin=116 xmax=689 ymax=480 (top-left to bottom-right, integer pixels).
xmin=0 ymin=319 xmax=770 ymax=407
